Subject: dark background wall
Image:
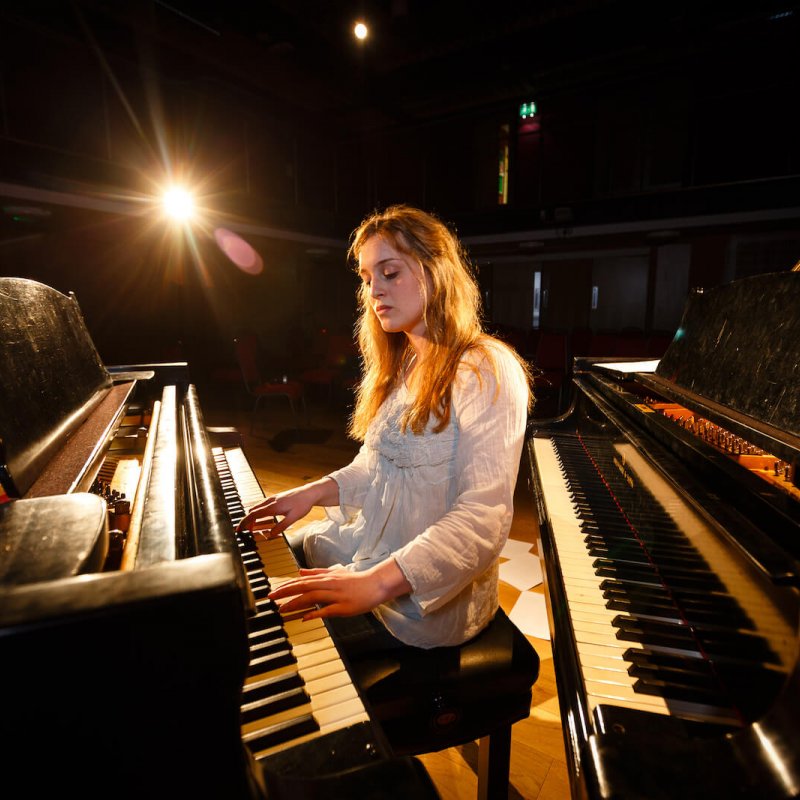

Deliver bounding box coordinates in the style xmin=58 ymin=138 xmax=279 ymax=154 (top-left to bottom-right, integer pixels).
xmin=1 ymin=1 xmax=798 ymax=382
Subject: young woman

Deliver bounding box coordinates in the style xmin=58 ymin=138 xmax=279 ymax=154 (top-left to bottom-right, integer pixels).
xmin=238 ymin=204 xmax=532 ymax=649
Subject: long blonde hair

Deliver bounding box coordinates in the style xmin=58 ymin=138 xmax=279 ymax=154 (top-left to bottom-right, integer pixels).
xmin=347 ymin=204 xmax=532 ymax=439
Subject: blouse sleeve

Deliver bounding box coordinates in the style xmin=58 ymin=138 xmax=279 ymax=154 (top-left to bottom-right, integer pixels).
xmin=392 ymin=344 xmax=529 ymax=613
xmin=326 ymin=441 xmax=373 ymax=521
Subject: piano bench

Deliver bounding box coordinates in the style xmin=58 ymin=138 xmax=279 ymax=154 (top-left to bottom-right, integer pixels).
xmin=347 ymin=607 xmax=540 ymax=800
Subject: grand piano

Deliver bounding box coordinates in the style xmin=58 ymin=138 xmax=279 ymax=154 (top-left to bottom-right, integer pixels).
xmin=0 ymin=277 xmax=406 ymax=798
xmin=527 ymin=271 xmax=800 ymax=799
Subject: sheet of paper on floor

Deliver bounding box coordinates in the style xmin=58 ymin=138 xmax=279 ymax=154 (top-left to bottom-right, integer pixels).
xmin=501 ymin=537 xmax=534 ymax=559
xmin=499 ymin=551 xmax=543 ymax=591
xmin=509 ymin=591 xmax=551 ymax=640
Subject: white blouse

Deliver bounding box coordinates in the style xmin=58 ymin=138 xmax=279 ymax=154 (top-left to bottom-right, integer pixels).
xmin=300 ymin=341 xmax=530 ymax=648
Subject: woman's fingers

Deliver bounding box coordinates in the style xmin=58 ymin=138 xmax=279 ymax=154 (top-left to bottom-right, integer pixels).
xmin=268 ymin=570 xmax=379 ymax=619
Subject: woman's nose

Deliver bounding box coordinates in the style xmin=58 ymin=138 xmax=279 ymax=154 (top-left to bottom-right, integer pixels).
xmin=370 ymin=281 xmax=383 ymax=298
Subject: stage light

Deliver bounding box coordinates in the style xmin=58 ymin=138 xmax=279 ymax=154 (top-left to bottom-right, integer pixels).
xmin=162 ymin=186 xmax=194 ymax=222
xmin=354 ymin=21 xmax=368 ymax=40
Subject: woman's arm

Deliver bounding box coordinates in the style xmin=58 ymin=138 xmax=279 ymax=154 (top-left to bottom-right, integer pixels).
xmin=237 ymin=438 xmax=375 ymax=537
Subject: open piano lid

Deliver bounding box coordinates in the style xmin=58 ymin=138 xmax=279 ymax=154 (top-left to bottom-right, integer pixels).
xmin=590 ymin=271 xmax=800 ymax=464
xmin=655 ymin=271 xmax=800 ymax=440
xmin=0 ymin=277 xmax=114 ymax=497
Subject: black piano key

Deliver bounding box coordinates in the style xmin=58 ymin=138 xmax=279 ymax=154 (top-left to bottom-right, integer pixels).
xmin=624 ymin=648 xmax=710 ymax=670
xmin=595 ymin=561 xmax=724 ymax=591
xmin=627 ymin=663 xmax=720 ymax=690
xmin=247 ymin=650 xmax=297 ymax=676
xmin=250 ymin=587 xmax=271 ymax=602
xmin=243 ymin=713 xmax=320 ymax=753
xmin=613 ymin=617 xmax=699 ymax=651
xmin=586 ymin=535 xmax=702 ymax=555
xmin=625 ymin=647 xmax=786 ymax=710
xmin=249 ymin=623 xmax=288 ymax=644
xmin=606 ymin=596 xmax=743 ymax=628
xmin=242 ymin=670 xmax=304 ymax=699
xmin=248 ymin=608 xmax=284 ymax=631
xmin=605 ymin=597 xmax=682 ymax=622
xmin=249 ymin=635 xmax=293 ymax=658
xmin=631 ymin=676 xmax=732 ymax=707
xmin=587 ymin=538 xmax=698 ymax=557
xmin=600 ymin=579 xmax=671 ymax=597
xmin=602 ymin=581 xmax=749 ymax=620
xmin=588 ymin=545 xmax=707 ymax=570
xmin=602 ymin=581 xmax=706 ymax=611
xmin=595 ymin=565 xmax=665 ymax=588
xmin=255 ymin=597 xmax=282 ymax=615
xmin=241 ymin=685 xmax=310 ymax=725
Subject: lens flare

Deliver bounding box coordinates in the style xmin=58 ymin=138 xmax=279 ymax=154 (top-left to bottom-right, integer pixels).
xmin=214 ymin=227 xmax=263 ymax=275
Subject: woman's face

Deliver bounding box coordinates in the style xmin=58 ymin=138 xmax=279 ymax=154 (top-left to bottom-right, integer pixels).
xmin=358 ymin=235 xmax=430 ymax=339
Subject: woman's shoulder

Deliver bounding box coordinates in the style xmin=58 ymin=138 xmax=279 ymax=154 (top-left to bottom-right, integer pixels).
xmin=460 ymin=334 xmax=525 ymax=373
xmin=455 ymin=336 xmax=531 ymax=400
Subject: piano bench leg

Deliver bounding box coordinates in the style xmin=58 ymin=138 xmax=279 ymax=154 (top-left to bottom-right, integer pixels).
xmin=477 ymin=727 xmax=512 ymax=800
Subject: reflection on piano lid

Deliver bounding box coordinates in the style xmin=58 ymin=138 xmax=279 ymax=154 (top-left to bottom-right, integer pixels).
xmin=528 ymin=271 xmax=800 ymax=799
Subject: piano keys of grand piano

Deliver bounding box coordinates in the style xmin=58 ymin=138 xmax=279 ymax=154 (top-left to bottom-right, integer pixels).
xmin=211 ymin=443 xmax=390 ymax=773
xmin=531 ymin=434 xmax=796 ymax=728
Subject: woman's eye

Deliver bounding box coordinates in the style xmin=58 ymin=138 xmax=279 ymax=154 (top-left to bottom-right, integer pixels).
xmin=384 ymin=272 xmax=398 ymax=281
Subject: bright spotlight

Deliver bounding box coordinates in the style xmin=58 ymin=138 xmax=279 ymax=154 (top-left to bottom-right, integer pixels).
xmin=354 ymin=21 xmax=368 ymax=40
xmin=163 ymin=186 xmax=194 ymax=222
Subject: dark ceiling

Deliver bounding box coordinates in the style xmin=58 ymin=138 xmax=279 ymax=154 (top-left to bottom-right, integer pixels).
xmin=1 ymin=1 xmax=798 ymax=249
xmin=30 ymin=0 xmax=797 ymax=135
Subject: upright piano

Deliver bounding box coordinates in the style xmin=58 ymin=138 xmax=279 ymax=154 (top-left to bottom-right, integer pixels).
xmin=0 ymin=278 xmax=395 ymax=798
xmin=527 ymin=271 xmax=800 ymax=799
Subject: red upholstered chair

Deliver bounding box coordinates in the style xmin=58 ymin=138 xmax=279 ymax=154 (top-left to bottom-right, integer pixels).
xmin=298 ymin=331 xmax=360 ymax=403
xmin=234 ymin=334 xmax=307 ymax=434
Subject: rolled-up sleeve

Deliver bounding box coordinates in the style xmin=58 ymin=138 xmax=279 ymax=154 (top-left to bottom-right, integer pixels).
xmin=392 ymin=346 xmax=529 ymax=613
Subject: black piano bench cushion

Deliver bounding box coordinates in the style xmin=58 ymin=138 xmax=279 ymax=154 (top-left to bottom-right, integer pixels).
xmin=262 ymin=754 xmax=441 ymax=800
xmin=347 ymin=607 xmax=540 ymax=755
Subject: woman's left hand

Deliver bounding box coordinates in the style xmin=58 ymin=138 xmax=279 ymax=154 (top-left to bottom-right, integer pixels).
xmin=268 ymin=559 xmax=412 ymax=620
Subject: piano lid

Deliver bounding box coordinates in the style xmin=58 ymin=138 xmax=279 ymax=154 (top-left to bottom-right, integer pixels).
xmin=655 ymin=271 xmax=800 ymax=439
xmin=0 ymin=278 xmax=112 ymax=498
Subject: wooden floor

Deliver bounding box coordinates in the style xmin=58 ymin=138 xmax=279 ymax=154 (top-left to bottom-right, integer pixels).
xmin=202 ymin=384 xmax=571 ymax=800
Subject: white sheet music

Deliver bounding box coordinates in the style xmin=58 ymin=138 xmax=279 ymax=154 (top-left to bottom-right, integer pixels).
xmin=594 ymin=359 xmax=659 ymax=374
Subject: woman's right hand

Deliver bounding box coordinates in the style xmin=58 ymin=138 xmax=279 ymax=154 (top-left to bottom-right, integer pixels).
xmin=236 ymin=478 xmax=338 ymax=538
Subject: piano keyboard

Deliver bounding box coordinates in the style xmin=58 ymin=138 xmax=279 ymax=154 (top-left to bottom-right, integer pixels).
xmin=212 ymin=446 xmax=372 ymax=761
xmin=532 ymin=434 xmax=793 ymax=727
